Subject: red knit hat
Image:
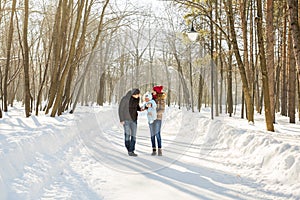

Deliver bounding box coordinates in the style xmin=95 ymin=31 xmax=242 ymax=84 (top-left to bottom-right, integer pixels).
xmin=153 ymin=85 xmax=163 ymax=93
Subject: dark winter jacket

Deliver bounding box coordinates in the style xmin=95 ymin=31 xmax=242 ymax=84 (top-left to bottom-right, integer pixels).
xmin=118 ymin=91 xmax=141 ymax=122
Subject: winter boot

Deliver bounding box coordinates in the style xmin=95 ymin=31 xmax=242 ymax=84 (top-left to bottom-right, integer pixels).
xmin=158 ymin=148 xmax=162 ymax=156
xmin=128 ymin=152 xmax=138 ymax=157
xmin=151 ymin=148 xmax=157 ymax=156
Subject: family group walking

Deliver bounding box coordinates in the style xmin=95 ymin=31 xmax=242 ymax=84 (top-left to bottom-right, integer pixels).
xmin=118 ymin=86 xmax=166 ymax=157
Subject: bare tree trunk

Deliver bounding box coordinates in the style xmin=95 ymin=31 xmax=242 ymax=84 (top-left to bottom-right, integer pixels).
xmin=298 ymin=77 xmax=300 ymax=120
xmin=174 ymin=52 xmax=190 ymax=109
xmin=51 ymin=0 xmax=85 ymax=117
xmin=162 ymin=47 xmax=171 ymax=107
xmin=45 ymin=0 xmax=65 ymax=114
xmin=218 ymin=0 xmax=223 ymax=114
xmin=219 ymin=50 xmax=224 ymax=114
xmin=96 ymin=30 xmax=115 ymax=107
xmin=224 ymin=0 xmax=254 ymax=122
xmin=288 ymin=29 xmax=296 ymax=123
xmin=70 ymin=0 xmax=110 ymax=113
xmin=256 ymin=0 xmax=275 ymax=131
xmin=210 ymin=1 xmax=214 ymax=119
xmin=249 ymin=0 xmax=256 ymax=114
xmin=234 ymin=67 xmax=238 ymax=115
xmin=287 ymin=0 xmax=300 ymax=90
xmin=226 ymin=4 xmax=233 ymax=117
xmin=189 ymin=46 xmax=194 ymax=112
xmin=213 ymin=0 xmax=218 ymax=117
xmin=266 ymin=0 xmax=275 ymax=123
xmin=281 ymin=0 xmax=288 ymax=116
xmin=46 ymin=0 xmax=73 ymax=114
xmin=23 ymin=0 xmax=31 ymax=117
xmin=97 ymin=72 xmax=106 ymax=106
xmin=3 ymin=0 xmax=17 ymax=112
xmin=36 ymin=41 xmax=52 ymax=116
xmin=108 ymin=70 xmax=115 ymax=104
xmin=241 ymin=91 xmax=245 ymax=119
xmin=198 ymin=74 xmax=204 ymax=112
xmin=239 ymin=0 xmax=252 ymax=117
xmin=61 ymin=0 xmax=93 ymax=112
xmin=255 ymin=45 xmax=262 ymax=113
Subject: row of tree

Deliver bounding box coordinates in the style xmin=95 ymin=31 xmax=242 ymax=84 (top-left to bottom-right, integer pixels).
xmin=0 ymin=0 xmax=299 ymax=132
xmin=175 ymin=0 xmax=300 ymax=131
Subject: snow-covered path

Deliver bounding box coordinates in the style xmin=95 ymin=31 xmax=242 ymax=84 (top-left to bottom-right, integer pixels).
xmin=1 ymin=105 xmax=299 ymax=199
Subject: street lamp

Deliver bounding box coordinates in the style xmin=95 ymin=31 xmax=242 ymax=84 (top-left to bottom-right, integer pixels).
xmin=186 ymin=20 xmax=214 ymax=120
xmin=187 ymin=21 xmax=199 ymax=42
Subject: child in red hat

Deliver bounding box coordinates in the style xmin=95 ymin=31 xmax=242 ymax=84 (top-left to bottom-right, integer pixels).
xmin=149 ymin=85 xmax=166 ymax=156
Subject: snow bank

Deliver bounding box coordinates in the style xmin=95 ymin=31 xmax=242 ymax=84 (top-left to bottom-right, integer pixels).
xmin=199 ymin=114 xmax=300 ymax=197
xmin=0 ymin=106 xmax=80 ymax=199
xmin=1 ymin=104 xmax=300 ymax=199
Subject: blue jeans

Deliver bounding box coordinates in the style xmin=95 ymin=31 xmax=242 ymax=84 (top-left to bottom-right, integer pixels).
xmin=149 ymin=120 xmax=162 ymax=149
xmin=123 ymin=120 xmax=137 ymax=152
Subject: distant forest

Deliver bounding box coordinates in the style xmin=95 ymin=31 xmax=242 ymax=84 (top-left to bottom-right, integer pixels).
xmin=0 ymin=0 xmax=300 ymax=131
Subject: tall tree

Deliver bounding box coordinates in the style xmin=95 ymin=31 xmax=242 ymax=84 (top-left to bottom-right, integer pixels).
xmin=45 ymin=0 xmax=66 ymax=114
xmin=70 ymin=0 xmax=110 ymax=113
xmin=281 ymin=0 xmax=288 ymax=116
xmin=239 ymin=0 xmax=252 ymax=117
xmin=3 ymin=0 xmax=17 ymax=112
xmin=60 ymin=0 xmax=93 ymax=112
xmin=266 ymin=0 xmax=275 ymax=123
xmin=224 ymin=0 xmax=254 ymax=123
xmin=23 ymin=0 xmax=32 ymax=117
xmin=256 ymin=0 xmax=275 ymax=131
xmin=288 ymin=29 xmax=296 ymax=123
xmin=50 ymin=0 xmax=85 ymax=117
xmin=249 ymin=0 xmax=259 ymax=114
xmin=214 ymin=0 xmax=218 ymax=116
xmin=287 ymin=0 xmax=300 ymax=89
xmin=226 ymin=4 xmax=233 ymax=117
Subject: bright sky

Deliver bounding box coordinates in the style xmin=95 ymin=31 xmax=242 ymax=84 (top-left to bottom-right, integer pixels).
xmin=127 ymin=0 xmax=169 ymax=14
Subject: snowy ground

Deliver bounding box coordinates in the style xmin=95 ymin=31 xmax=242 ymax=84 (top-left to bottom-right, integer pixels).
xmin=1 ymin=103 xmax=300 ymax=200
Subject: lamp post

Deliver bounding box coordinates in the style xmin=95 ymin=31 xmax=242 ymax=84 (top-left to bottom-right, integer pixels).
xmin=187 ymin=21 xmax=214 ymax=119
xmin=187 ymin=21 xmax=199 ymax=42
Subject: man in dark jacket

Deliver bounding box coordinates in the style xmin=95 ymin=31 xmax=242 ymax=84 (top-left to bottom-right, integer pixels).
xmin=118 ymin=88 xmax=141 ymax=156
